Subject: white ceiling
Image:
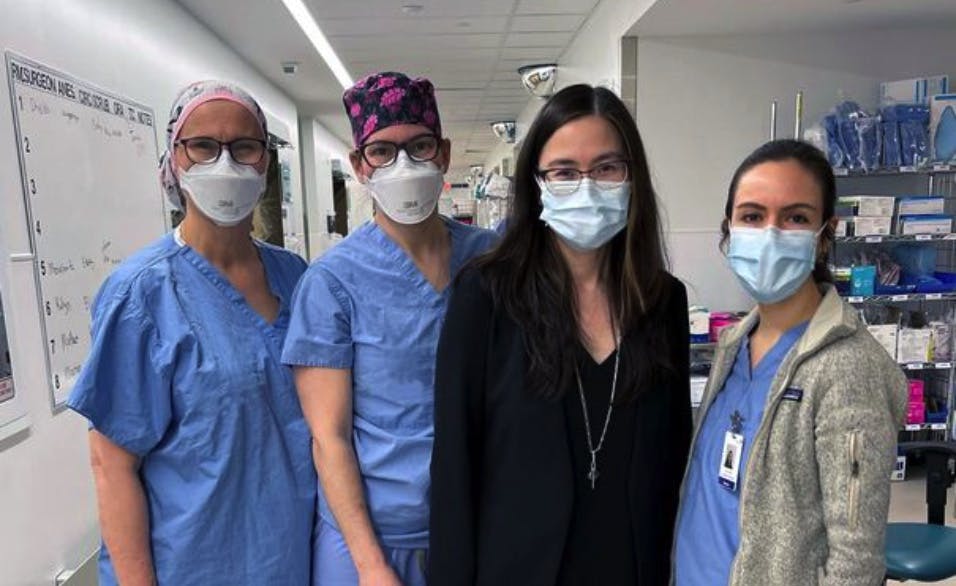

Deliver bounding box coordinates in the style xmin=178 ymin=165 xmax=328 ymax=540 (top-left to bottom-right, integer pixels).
xmin=629 ymin=0 xmax=956 ymax=37
xmin=175 ymin=0 xmax=601 ymax=174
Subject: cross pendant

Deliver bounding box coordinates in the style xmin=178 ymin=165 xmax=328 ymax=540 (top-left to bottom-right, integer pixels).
xmin=588 ymin=454 xmax=599 ymax=489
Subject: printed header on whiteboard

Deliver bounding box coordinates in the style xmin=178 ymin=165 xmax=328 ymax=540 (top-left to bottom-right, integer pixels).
xmin=6 ymin=52 xmax=154 ymax=128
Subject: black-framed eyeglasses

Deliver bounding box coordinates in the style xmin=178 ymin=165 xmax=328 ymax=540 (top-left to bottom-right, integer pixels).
xmin=537 ymin=160 xmax=630 ymax=196
xmin=175 ymin=136 xmax=267 ymax=166
xmin=359 ymin=134 xmax=441 ymax=169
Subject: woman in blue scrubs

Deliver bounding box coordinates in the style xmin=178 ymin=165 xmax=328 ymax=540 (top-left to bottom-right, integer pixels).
xmin=68 ymin=81 xmax=315 ymax=585
xmin=281 ymin=72 xmax=497 ymax=586
xmin=673 ymin=140 xmax=907 ymax=585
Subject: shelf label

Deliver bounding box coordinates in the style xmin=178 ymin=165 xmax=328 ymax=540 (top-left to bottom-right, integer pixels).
xmin=865 ymin=236 xmax=883 ymax=243
xmin=847 ymin=296 xmax=864 ymax=303
xmin=834 ymin=168 xmax=849 ymax=176
xmin=904 ymin=424 xmax=921 ymax=431
xmin=900 ymin=166 xmax=917 ymax=173
xmin=932 ymin=164 xmax=952 ymax=172
xmin=945 ymin=234 xmax=956 ymax=241
xmin=904 ymin=363 xmax=924 ymax=370
xmin=915 ymin=234 xmax=932 ymax=241
xmin=938 ymin=362 xmax=953 ymax=369
xmin=891 ymin=294 xmax=909 ymax=301
xmin=926 ymin=293 xmax=943 ymax=300
xmin=931 ymin=424 xmax=948 ymax=431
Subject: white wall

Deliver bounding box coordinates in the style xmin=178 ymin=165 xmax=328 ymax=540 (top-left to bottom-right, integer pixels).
xmin=636 ymin=27 xmax=956 ymax=310
xmin=483 ymin=0 xmax=660 ymax=173
xmin=0 ymin=0 xmax=301 ymax=583
xmin=300 ymin=118 xmax=351 ymax=259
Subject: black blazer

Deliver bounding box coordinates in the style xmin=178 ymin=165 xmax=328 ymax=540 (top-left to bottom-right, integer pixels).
xmin=429 ymin=268 xmax=692 ymax=585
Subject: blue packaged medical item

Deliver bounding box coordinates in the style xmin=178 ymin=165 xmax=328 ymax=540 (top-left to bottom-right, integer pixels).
xmin=857 ymin=116 xmax=882 ymax=171
xmin=883 ymin=104 xmax=931 ymax=168
xmin=931 ymin=94 xmax=956 ymax=163
xmin=827 ymin=101 xmax=881 ymax=171
xmin=824 ymin=114 xmax=845 ymax=168
xmin=851 ymin=265 xmax=877 ymax=296
xmin=882 ymin=119 xmax=902 ymax=167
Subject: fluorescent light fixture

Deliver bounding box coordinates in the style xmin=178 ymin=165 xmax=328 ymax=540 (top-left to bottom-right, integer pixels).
xmin=279 ymin=0 xmax=353 ymax=89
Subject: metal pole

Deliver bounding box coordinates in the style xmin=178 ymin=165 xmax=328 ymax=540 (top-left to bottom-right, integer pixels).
xmin=770 ymin=100 xmax=778 ymax=141
xmin=794 ymin=91 xmax=804 ymax=139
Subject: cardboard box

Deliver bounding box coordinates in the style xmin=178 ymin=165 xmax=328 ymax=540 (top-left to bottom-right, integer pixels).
xmin=897 ymin=328 xmax=933 ymax=363
xmin=851 ymin=216 xmax=893 ymax=236
xmin=898 ymin=196 xmax=946 ymax=216
xmin=867 ymin=324 xmax=899 ymax=361
xmin=835 ymin=219 xmax=848 ymax=238
xmin=690 ymin=376 xmax=707 ymax=408
xmin=891 ymin=455 xmax=907 ymax=481
xmin=838 ymin=196 xmax=896 ymax=217
xmin=898 ymin=214 xmax=953 ymax=235
xmin=881 ymin=75 xmax=949 ymax=105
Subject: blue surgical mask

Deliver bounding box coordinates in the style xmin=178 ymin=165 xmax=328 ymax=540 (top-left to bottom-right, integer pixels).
xmin=538 ymin=178 xmax=630 ymax=250
xmin=727 ymin=225 xmax=824 ymax=304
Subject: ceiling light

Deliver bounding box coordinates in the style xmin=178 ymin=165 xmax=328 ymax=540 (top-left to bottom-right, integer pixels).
xmin=490 ymin=120 xmax=516 ymax=144
xmin=279 ymin=0 xmax=353 ymax=89
xmin=518 ymin=63 xmax=557 ymax=99
xmin=401 ymin=4 xmax=425 ymax=15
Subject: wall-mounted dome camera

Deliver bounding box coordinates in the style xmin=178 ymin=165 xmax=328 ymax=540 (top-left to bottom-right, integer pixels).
xmin=517 ymin=63 xmax=557 ymax=99
xmin=490 ymin=120 xmax=516 ymax=144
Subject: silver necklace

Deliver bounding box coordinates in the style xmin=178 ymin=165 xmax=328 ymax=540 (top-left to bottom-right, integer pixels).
xmin=574 ymin=342 xmax=621 ymax=490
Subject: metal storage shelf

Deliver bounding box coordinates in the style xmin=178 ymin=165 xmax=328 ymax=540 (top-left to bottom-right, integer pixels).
xmin=836 ymin=233 xmax=956 ymax=244
xmin=903 ymin=423 xmax=949 ymax=432
xmin=833 ymin=164 xmax=953 ymax=177
xmin=844 ymin=293 xmax=956 ymax=304
xmin=900 ymin=362 xmax=954 ymax=371
xmin=834 ymin=166 xmax=956 ymax=443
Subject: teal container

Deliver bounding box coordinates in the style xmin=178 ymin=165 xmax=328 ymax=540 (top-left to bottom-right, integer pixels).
xmin=851 ymin=265 xmax=877 ymax=296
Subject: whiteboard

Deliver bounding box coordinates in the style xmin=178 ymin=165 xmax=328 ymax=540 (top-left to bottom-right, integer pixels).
xmin=6 ymin=52 xmax=166 ymax=408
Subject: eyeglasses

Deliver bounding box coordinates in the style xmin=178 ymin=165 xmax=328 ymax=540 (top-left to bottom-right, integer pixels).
xmin=359 ymin=134 xmax=441 ymax=169
xmin=175 ymin=136 xmax=267 ymax=166
xmin=537 ymin=160 xmax=630 ymax=196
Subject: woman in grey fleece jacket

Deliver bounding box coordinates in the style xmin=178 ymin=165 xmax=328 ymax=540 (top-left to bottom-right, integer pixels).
xmin=673 ymin=140 xmax=908 ymax=586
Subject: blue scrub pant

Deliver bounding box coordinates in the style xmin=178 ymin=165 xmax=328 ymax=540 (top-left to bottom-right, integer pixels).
xmin=313 ymin=520 xmax=428 ymax=586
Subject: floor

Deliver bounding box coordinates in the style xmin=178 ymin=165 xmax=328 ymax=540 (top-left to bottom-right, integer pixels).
xmin=886 ymin=465 xmax=956 ymax=585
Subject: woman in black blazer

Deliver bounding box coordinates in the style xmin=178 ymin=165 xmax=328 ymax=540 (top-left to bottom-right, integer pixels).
xmin=429 ymin=85 xmax=692 ymax=585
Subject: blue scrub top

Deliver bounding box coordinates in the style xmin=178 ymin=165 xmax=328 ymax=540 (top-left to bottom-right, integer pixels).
xmin=674 ymin=321 xmax=808 ymax=586
xmin=68 ymin=233 xmax=316 ymax=586
xmin=281 ymin=217 xmax=497 ymax=549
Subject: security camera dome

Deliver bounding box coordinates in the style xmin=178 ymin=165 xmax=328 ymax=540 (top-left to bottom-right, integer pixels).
xmin=518 ymin=63 xmax=557 ymax=98
xmin=490 ymin=121 xmax=516 ymax=144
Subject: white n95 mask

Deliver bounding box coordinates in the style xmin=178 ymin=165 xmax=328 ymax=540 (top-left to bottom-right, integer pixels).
xmin=538 ymin=178 xmax=630 ymax=250
xmin=366 ymin=151 xmax=444 ymax=225
xmin=178 ymin=152 xmax=266 ymax=227
xmin=727 ymin=225 xmax=822 ymax=304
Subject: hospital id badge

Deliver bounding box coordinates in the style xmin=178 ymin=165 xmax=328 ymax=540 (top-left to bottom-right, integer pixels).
xmin=718 ymin=431 xmax=744 ymax=492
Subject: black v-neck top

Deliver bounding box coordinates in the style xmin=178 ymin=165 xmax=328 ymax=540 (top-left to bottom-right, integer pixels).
xmin=558 ymin=348 xmax=638 ymax=585
xmin=429 ymin=268 xmax=692 ymax=586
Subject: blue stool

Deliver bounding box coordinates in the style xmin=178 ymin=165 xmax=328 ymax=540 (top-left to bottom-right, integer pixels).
xmin=885 ymin=441 xmax=956 ymax=582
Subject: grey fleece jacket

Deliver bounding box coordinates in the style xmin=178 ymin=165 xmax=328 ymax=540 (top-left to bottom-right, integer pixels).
xmin=674 ymin=287 xmax=908 ymax=585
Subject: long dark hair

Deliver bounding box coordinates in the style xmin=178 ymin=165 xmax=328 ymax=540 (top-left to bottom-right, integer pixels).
xmin=476 ymin=84 xmax=673 ymax=401
xmin=720 ymin=139 xmax=836 ymax=282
